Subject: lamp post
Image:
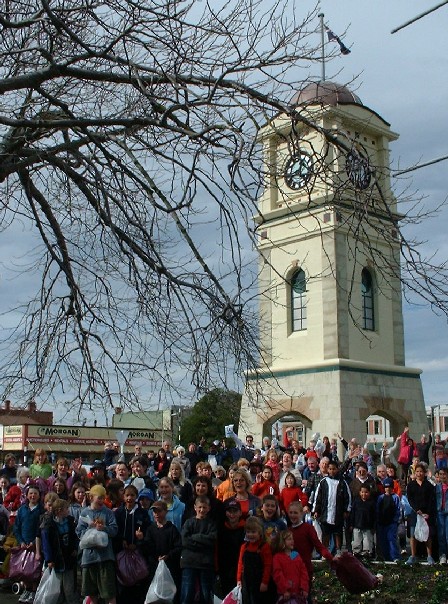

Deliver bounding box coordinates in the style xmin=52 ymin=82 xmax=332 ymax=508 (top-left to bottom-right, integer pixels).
xmin=115 ymin=430 xmax=130 ymax=459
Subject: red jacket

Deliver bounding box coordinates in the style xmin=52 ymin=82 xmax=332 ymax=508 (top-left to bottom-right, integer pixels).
xmin=272 ymin=551 xmax=309 ymax=595
xmin=252 ymin=480 xmax=280 ymax=500
xmin=279 ymin=486 xmax=308 ymax=513
xmin=237 ymin=540 xmax=272 ymax=585
xmin=397 ymin=430 xmax=418 ymax=465
xmin=290 ymin=522 xmax=333 ymax=577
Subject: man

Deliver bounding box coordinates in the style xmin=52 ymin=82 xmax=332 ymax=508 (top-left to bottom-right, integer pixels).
xmin=240 ymin=435 xmax=256 ymax=462
xmin=162 ymin=440 xmax=174 ymax=462
xmin=305 ymin=457 xmax=330 ymax=508
xmin=416 ymin=431 xmax=432 ymax=465
xmin=349 ymin=461 xmax=377 ymax=499
xmin=185 ymin=442 xmax=202 ymax=478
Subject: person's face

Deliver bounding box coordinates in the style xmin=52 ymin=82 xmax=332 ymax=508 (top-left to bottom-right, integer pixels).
xmin=245 ymin=528 xmax=261 ymax=543
xmin=158 ymin=481 xmax=173 ymax=499
xmin=27 ymin=488 xmax=40 ymax=505
xmin=386 ymin=467 xmax=395 ymax=478
xmin=262 ymin=500 xmax=277 ymax=519
xmin=415 ymin=467 xmax=425 ymax=481
xmin=226 ymin=508 xmax=242 ymax=524
xmin=439 ymin=470 xmax=448 ymax=484
xmin=153 ymin=507 xmax=167 ymax=522
xmin=328 ymin=464 xmax=338 ymax=477
xmin=124 ymin=489 xmax=137 ymax=508
xmin=163 ymin=442 xmax=171 ymax=451
xmin=0 ymin=477 xmax=9 ymax=489
xmin=159 ymin=449 xmax=166 ymax=458
xmin=116 ymin=464 xmax=129 ymax=480
xmin=188 ymin=444 xmax=196 ymax=453
xmin=233 ymin=475 xmax=247 ymax=492
xmin=357 ymin=466 xmax=367 ymax=478
xmin=287 ymin=506 xmax=303 ymax=525
xmin=7 ymin=457 xmax=16 ymax=467
xmin=54 ymin=480 xmax=65 ymax=494
xmin=134 ymin=446 xmax=142 ymax=455
xmin=283 ymin=454 xmax=292 ymax=467
xmin=377 ymin=467 xmax=386 ymax=479
xmin=170 ymin=465 xmax=181 ymax=479
xmin=319 ymin=459 xmax=329 ymax=473
xmin=383 ymin=486 xmax=392 ymax=496
xmin=195 ymin=502 xmax=210 ymax=519
xmin=201 ymin=466 xmax=212 ymax=478
xmin=307 ymin=458 xmax=317 ymax=471
xmin=421 ymin=435 xmax=426 ymax=444
xmin=262 ymin=468 xmax=272 ymax=481
xmin=195 ymin=481 xmax=208 ymax=496
xmin=284 ymin=533 xmax=294 ymax=550
xmin=139 ymin=497 xmax=151 ymax=509
xmin=132 ymin=461 xmax=146 ymax=476
xmin=360 ymin=488 xmax=370 ymax=501
xmin=246 ymin=436 xmax=254 ymax=446
xmin=20 ymin=472 xmax=30 ymax=485
xmin=56 ymin=507 xmax=69 ymax=519
xmin=267 ymin=450 xmax=277 ymax=461
xmin=45 ymin=498 xmax=54 ymax=512
xmin=57 ymin=462 xmax=69 ymax=474
xmin=91 ymin=494 xmax=104 ymax=509
xmin=74 ymin=487 xmax=86 ymax=503
xmin=285 ymin=474 xmax=295 ymax=487
xmin=36 ymin=453 xmax=45 ymax=463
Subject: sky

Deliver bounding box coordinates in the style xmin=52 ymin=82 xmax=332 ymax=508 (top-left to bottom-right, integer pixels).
xmin=315 ymin=1 xmax=448 ymax=405
xmin=0 ymin=2 xmax=447 ymax=426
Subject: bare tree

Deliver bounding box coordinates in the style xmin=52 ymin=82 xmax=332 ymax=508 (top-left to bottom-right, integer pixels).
xmin=0 ymin=1 xmax=446 ymax=416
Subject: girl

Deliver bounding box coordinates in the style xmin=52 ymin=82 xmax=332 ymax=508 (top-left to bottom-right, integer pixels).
xmin=51 ymin=477 xmax=69 ymax=500
xmin=279 ymin=472 xmax=308 ymax=514
xmin=386 ymin=464 xmax=402 ymax=497
xmin=252 ymin=466 xmax=280 ymax=500
xmin=13 ymin=485 xmax=44 ymax=603
xmin=256 ymin=494 xmax=287 ymax=546
xmin=68 ymin=481 xmax=88 ymax=523
xmin=272 ymin=530 xmax=309 ymax=604
xmin=287 ymin=502 xmax=333 ymax=604
xmin=237 ymin=516 xmax=272 ymax=604
xmin=153 ymin=448 xmax=170 ymax=479
xmin=105 ymin=479 xmax=125 ymax=511
xmin=405 ymin=462 xmax=436 ymax=565
xmin=264 ymin=449 xmax=281 ymax=483
xmin=169 ymin=461 xmax=194 ymax=505
xmin=29 ymin=449 xmax=53 ymax=480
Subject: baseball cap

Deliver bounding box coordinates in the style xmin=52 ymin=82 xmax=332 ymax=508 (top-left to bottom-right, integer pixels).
xmin=151 ymin=500 xmax=168 ymax=512
xmin=382 ymin=477 xmax=394 ymax=488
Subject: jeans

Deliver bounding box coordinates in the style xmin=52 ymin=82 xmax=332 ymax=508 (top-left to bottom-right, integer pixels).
xmin=437 ymin=512 xmax=448 ymax=556
xmin=180 ymin=567 xmax=215 ymax=604
xmin=377 ymin=523 xmax=401 ymax=561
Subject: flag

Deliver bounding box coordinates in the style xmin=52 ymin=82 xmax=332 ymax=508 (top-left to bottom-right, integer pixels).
xmin=326 ymin=26 xmax=351 ymax=55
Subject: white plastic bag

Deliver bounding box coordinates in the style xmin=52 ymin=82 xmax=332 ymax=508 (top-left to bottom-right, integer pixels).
xmin=145 ymin=560 xmax=177 ymax=603
xmin=222 ymin=585 xmax=242 ymax=604
xmin=79 ymin=527 xmax=108 ymax=549
xmin=34 ymin=567 xmax=61 ymax=604
xmin=414 ymin=514 xmax=429 ymax=542
xmin=313 ymin=519 xmax=323 ymax=541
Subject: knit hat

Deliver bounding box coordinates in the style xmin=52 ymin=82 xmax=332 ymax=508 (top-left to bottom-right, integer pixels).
xmin=90 ymin=484 xmax=106 ymax=497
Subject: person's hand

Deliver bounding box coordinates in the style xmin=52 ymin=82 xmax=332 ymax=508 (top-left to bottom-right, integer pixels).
xmin=158 ymin=555 xmax=168 ymax=561
xmin=20 ymin=542 xmax=26 ymax=549
xmin=237 ymin=581 xmax=242 ymax=588
xmin=47 ymin=561 xmax=54 ymax=568
xmin=260 ymin=583 xmax=268 ymax=592
xmin=256 ymin=473 xmax=262 ymax=483
xmin=35 ymin=551 xmax=41 ymax=560
xmin=135 ymin=527 xmax=144 ymax=540
xmin=284 ymin=591 xmax=291 ymax=599
xmin=404 ymin=427 xmax=409 ymax=433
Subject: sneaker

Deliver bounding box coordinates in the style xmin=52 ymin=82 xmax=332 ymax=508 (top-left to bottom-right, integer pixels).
xmin=440 ymin=555 xmax=447 ymax=564
xmin=427 ymin=556 xmax=435 ymax=565
xmin=405 ymin=556 xmax=416 ymax=565
xmin=18 ymin=591 xmax=31 ymax=603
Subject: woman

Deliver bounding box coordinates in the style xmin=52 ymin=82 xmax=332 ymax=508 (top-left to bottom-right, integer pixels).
xmin=174 ymin=446 xmax=191 ymax=479
xmin=169 ymin=461 xmax=193 ymax=505
xmin=3 ymin=466 xmax=31 ymax=520
xmin=215 ymin=464 xmax=237 ymax=502
xmin=150 ymin=477 xmax=185 ymax=531
xmin=153 ymin=448 xmax=171 ymax=480
xmin=183 ymin=475 xmax=224 ymax=524
xmin=405 ymin=462 xmax=436 ymax=565
xmin=47 ymin=457 xmax=81 ymax=492
xmin=2 ymin=453 xmax=18 ymax=484
xmin=398 ymin=427 xmax=418 ymax=484
xmin=227 ymin=469 xmax=260 ymax=520
xmin=29 ymin=449 xmax=53 ymax=480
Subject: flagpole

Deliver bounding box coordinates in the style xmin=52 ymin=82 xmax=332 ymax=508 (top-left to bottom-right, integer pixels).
xmin=318 ymin=13 xmax=326 ymax=82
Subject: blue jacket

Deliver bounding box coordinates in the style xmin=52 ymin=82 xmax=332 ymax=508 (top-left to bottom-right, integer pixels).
xmin=435 ymin=483 xmax=448 ymax=513
xmin=13 ymin=502 xmax=43 ymax=544
xmin=75 ymin=505 xmax=118 ymax=567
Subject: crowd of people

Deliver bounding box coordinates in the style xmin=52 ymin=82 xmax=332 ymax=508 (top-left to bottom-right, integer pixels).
xmin=0 ymin=426 xmax=446 ymax=604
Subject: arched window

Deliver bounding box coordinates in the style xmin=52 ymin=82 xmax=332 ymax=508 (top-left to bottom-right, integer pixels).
xmin=361 ymin=268 xmax=375 ymax=330
xmin=291 ymin=269 xmax=307 ymax=332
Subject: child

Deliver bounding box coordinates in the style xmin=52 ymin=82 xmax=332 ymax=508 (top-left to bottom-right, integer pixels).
xmin=376 ymin=477 xmax=401 ymax=561
xmin=287 ymin=502 xmax=332 ymax=604
xmin=68 ymin=481 xmax=88 ymax=523
xmin=435 ymin=467 xmax=448 ymax=563
xmin=139 ymin=499 xmax=182 ymax=601
xmin=349 ymin=485 xmax=375 ymax=558
xmin=312 ymin=460 xmax=351 ymax=555
xmin=256 ymin=494 xmax=287 ymax=546
xmin=180 ymin=496 xmax=217 ymax=604
xmin=13 ymin=484 xmax=43 ymax=603
xmin=272 ymin=529 xmax=309 ymax=604
xmin=279 ymin=472 xmax=308 ymax=515
xmin=40 ymin=498 xmax=79 ymax=604
xmin=75 ymin=483 xmax=118 ymax=604
xmin=264 ymin=449 xmax=281 ymax=483
xmin=237 ymin=516 xmax=272 ymax=604
xmin=217 ymin=499 xmax=245 ymax=597
xmin=252 ymin=466 xmax=280 ymax=500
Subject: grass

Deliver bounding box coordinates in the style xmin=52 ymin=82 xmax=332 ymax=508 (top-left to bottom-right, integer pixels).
xmin=312 ymin=560 xmax=448 ymax=604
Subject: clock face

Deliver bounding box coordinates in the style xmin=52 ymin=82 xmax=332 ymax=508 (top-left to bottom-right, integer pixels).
xmin=345 ymin=150 xmax=371 ymax=190
xmin=284 ymin=152 xmax=313 ymax=190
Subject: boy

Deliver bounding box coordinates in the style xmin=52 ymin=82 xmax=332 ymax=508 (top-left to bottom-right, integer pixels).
xmin=76 ymin=484 xmax=118 ymax=604
xmin=313 ymin=460 xmax=351 ymax=555
xmin=180 ymin=495 xmax=217 ymax=604
xmin=349 ymin=485 xmax=375 ymax=558
xmin=376 ymin=477 xmax=401 ymax=561
xmin=435 ymin=467 xmax=448 ymax=563
xmin=41 ymin=498 xmax=79 ymax=604
xmin=217 ymin=499 xmax=245 ymax=597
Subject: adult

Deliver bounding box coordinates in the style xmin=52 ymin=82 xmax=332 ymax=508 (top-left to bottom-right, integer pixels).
xmin=397 ymin=427 xmax=418 ymax=484
xmin=185 ymin=442 xmax=202 ymax=478
xmin=150 ymin=476 xmax=185 ymax=531
xmin=349 ymin=461 xmax=377 ymax=499
xmin=184 ymin=475 xmax=224 ymax=524
xmin=48 ymin=457 xmax=82 ymax=492
xmin=1 ymin=453 xmax=18 ymax=485
xmin=168 ymin=460 xmax=193 ymax=505
xmin=240 ymin=435 xmax=256 ymax=462
xmin=416 ymin=432 xmax=433 ymax=465
xmin=114 ymin=462 xmax=131 ymax=486
xmin=153 ymin=448 xmax=171 ymax=479
xmin=174 ymin=446 xmax=191 ymax=479
xmin=162 ymin=440 xmax=174 ymax=463
xmin=433 ymin=434 xmax=447 ymax=470
xmin=215 ymin=464 xmax=238 ymax=502
xmin=226 ymin=469 xmax=260 ymax=520
xmin=129 ymin=456 xmax=156 ymax=497
xmin=405 ymin=462 xmax=436 ymax=565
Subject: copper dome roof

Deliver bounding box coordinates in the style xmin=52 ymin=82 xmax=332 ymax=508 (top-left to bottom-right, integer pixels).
xmin=291 ymin=81 xmax=363 ymax=107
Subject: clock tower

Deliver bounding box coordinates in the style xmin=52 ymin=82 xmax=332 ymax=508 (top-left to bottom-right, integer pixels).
xmin=239 ymin=81 xmax=428 ymax=446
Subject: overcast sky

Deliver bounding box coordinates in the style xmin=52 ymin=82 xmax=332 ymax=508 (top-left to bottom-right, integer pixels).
xmin=317 ymin=1 xmax=448 ymax=405
xmin=1 ymin=2 xmax=447 ymax=425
